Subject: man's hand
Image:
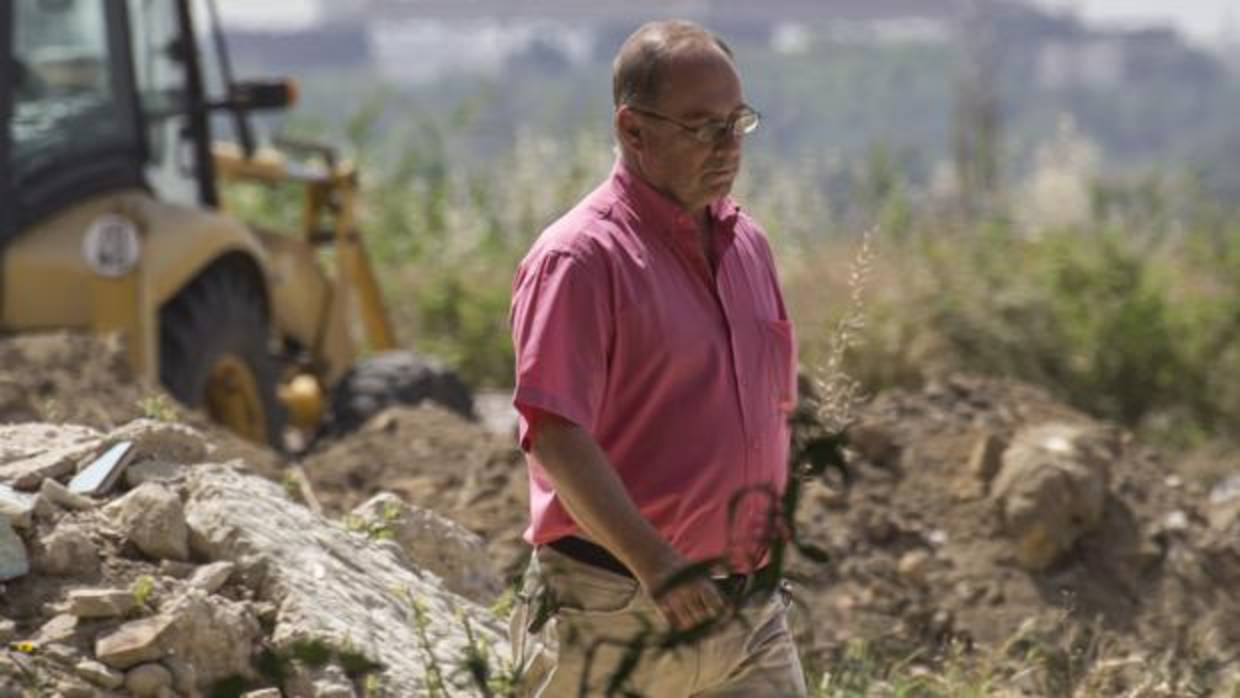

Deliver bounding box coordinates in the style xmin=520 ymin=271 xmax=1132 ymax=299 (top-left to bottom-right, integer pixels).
xmin=530 ymin=413 xmax=727 ymax=630
xmin=634 ymin=549 xmax=727 ymax=631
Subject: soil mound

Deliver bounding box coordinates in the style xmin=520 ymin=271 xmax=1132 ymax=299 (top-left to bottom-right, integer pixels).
xmin=4 ymin=333 xmax=1237 ymax=694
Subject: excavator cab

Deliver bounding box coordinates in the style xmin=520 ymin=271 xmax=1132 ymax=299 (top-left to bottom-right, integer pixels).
xmin=1 ymin=0 xmax=399 ymax=448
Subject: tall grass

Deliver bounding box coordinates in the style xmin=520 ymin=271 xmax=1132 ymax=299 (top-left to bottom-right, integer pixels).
xmin=223 ymin=110 xmax=1240 ymax=452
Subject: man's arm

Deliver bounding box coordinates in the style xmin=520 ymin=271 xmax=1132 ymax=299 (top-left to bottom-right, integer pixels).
xmin=531 ymin=412 xmax=725 ymax=630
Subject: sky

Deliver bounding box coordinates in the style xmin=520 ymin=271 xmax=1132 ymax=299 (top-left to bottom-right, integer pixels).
xmin=1034 ymin=0 xmax=1238 ymax=47
xmin=216 ymin=0 xmax=1238 ymax=48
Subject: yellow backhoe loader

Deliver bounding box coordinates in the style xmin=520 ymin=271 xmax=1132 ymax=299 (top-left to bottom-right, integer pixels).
xmin=1 ymin=0 xmax=472 ymax=449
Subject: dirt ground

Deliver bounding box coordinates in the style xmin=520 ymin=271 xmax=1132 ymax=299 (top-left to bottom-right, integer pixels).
xmin=4 ymin=332 xmax=1237 ymax=692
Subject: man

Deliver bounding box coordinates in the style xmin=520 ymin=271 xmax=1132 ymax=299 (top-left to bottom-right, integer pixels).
xmin=508 ymin=19 xmax=805 ymax=697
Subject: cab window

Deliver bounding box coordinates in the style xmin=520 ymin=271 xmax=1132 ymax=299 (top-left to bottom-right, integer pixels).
xmin=10 ymin=0 xmax=138 ymax=187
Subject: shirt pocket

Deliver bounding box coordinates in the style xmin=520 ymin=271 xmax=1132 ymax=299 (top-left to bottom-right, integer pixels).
xmin=763 ymin=319 xmax=797 ymax=415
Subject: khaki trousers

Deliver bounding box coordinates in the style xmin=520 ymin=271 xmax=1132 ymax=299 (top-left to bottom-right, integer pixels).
xmin=509 ymin=545 xmax=808 ymax=697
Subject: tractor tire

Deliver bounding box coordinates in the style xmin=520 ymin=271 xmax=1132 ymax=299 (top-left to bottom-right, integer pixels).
xmin=159 ymin=263 xmax=286 ymax=450
xmin=326 ymin=350 xmax=475 ymax=436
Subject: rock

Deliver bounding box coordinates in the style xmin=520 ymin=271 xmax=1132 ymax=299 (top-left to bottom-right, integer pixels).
xmin=125 ymin=662 xmax=174 ymax=697
xmin=184 ymin=463 xmax=508 ymax=694
xmin=158 ymin=559 xmax=196 ymax=578
xmin=0 ymin=425 xmax=102 ymax=490
xmin=284 ymin=665 xmax=357 ymax=698
xmin=847 ymin=421 xmax=901 ymax=467
xmin=164 ymin=656 xmax=197 ymax=695
xmin=0 ymin=618 xmax=16 ymax=643
xmin=158 ymin=589 xmax=260 ymax=686
xmin=104 ymin=482 xmax=189 ymax=561
xmin=898 ymin=550 xmax=932 ymax=586
xmin=0 ymin=518 xmax=28 ymax=581
xmin=351 ymin=492 xmax=502 ymax=602
xmin=188 ymin=561 xmax=235 ymax=594
xmin=32 ymin=522 xmax=99 ymax=576
xmin=242 ymin=689 xmax=283 ymax=698
xmin=75 ymin=658 xmax=125 ymax=689
xmin=958 ymin=431 xmax=1006 ymax=499
xmin=31 ymin=492 xmax=62 ymax=522
xmin=42 ymin=642 xmax=78 ymax=663
xmin=95 ymin=615 xmax=175 ymax=669
xmin=1209 ymin=475 xmax=1240 ymax=532
xmin=991 ymin=422 xmax=1115 ymax=570
xmin=54 ymin=680 xmax=96 ymax=698
xmin=107 ymin=419 xmax=209 ymax=467
xmin=1162 ymin=510 xmax=1190 ymax=533
xmin=65 ymin=588 xmax=137 ymax=619
xmin=125 ymin=460 xmax=187 ymax=489
xmin=32 ymin=613 xmax=79 ymax=645
xmin=39 ymin=478 xmax=97 ymax=511
xmin=0 ymin=484 xmax=36 ymax=528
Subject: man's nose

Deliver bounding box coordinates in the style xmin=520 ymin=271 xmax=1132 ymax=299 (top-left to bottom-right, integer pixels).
xmin=714 ymin=129 xmax=743 ymax=154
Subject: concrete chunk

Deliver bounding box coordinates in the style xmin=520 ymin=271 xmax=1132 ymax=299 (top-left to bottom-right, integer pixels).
xmin=125 ymin=662 xmax=173 ymax=696
xmin=32 ymin=613 xmax=78 ymax=645
xmin=0 ymin=429 xmax=100 ymax=490
xmin=107 ymin=419 xmax=208 ymax=466
xmin=95 ymin=615 xmax=174 ymax=669
xmin=0 ymin=484 xmax=36 ymax=528
xmin=65 ymin=588 xmax=137 ymax=619
xmin=125 ymin=460 xmax=186 ymax=488
xmin=74 ymin=658 xmax=125 ymax=690
xmin=0 ymin=518 xmax=28 ymax=581
xmin=104 ymin=482 xmax=189 ymax=561
xmin=188 ymin=561 xmax=235 ymax=594
xmin=39 ymin=478 xmax=96 ymax=511
xmin=32 ymin=523 xmax=99 ymax=576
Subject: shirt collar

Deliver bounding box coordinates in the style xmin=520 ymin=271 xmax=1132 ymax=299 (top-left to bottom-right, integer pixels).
xmin=609 ymin=157 xmax=741 ymax=240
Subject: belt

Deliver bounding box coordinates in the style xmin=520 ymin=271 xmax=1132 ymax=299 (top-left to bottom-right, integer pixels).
xmin=545 ymin=536 xmax=774 ymax=599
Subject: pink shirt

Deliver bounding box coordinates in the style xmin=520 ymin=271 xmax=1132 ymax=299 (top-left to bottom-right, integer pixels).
xmin=509 ymin=159 xmax=797 ymax=572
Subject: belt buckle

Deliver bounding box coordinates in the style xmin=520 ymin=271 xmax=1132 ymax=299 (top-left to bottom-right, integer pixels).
xmin=712 ymin=572 xmax=753 ymax=601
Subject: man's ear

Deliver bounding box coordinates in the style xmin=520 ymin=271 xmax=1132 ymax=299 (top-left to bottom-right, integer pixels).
xmin=615 ymin=106 xmax=644 ymax=153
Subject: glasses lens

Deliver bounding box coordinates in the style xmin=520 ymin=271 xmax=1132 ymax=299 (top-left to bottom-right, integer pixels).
xmin=733 ymin=110 xmax=760 ymax=136
xmin=697 ymin=123 xmax=728 ymax=143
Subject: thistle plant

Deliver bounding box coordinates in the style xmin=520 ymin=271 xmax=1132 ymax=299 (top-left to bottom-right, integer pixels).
xmin=812 ymin=226 xmax=876 ymax=437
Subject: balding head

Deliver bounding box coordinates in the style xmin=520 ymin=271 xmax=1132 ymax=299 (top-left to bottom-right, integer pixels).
xmin=612 ymin=20 xmax=734 ymax=109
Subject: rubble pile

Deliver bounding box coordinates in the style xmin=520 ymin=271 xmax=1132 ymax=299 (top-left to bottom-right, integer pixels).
xmin=0 ymin=418 xmax=509 ymax=697
xmin=3 ymin=332 xmax=1238 ymax=695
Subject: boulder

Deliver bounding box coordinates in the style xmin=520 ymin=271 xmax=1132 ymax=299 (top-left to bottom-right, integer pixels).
xmin=350 ymin=492 xmax=502 ymax=602
xmin=104 ymin=483 xmax=189 ymax=561
xmin=184 ymin=463 xmax=508 ymax=696
xmin=991 ymin=422 xmax=1115 ymax=570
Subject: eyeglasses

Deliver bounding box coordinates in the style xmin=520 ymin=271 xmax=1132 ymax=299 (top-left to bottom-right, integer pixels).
xmin=627 ymin=104 xmax=761 ymax=145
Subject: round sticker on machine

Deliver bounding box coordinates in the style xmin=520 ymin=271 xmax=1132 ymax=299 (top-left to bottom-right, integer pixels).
xmin=82 ymin=214 xmax=141 ymax=277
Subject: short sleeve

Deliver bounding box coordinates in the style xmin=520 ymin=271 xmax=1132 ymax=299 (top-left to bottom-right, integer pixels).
xmin=509 ymin=248 xmax=612 ymax=451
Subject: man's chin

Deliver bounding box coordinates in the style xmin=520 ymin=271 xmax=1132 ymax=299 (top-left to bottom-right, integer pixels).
xmin=707 ymin=180 xmax=735 ymax=202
